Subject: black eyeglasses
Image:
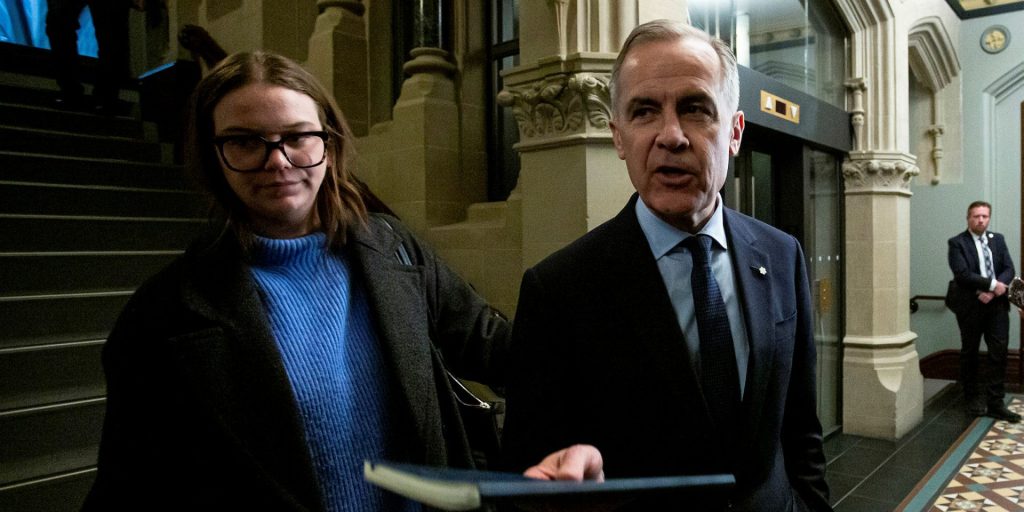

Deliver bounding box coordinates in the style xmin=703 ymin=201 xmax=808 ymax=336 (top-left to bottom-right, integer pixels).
xmin=212 ymin=131 xmax=329 ymax=173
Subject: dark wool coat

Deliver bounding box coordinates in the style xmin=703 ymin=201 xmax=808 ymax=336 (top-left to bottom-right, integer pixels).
xmin=82 ymin=214 xmax=510 ymax=511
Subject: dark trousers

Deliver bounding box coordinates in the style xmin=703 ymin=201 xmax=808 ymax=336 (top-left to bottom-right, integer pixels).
xmin=956 ymin=304 xmax=1010 ymax=409
xmin=45 ymin=0 xmax=130 ymax=104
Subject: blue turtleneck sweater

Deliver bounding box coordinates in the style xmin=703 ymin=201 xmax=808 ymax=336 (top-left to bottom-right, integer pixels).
xmin=249 ymin=233 xmax=417 ymax=512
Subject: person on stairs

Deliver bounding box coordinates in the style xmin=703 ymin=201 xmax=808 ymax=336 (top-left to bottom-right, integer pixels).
xmin=45 ymin=0 xmax=142 ymax=113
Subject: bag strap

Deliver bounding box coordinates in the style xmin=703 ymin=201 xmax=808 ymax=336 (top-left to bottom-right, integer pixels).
xmin=374 ymin=215 xmax=414 ymax=266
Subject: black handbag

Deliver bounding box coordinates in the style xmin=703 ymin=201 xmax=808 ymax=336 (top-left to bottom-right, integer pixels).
xmin=447 ymin=372 xmax=505 ymax=470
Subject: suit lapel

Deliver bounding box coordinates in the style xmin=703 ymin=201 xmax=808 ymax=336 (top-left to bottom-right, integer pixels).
xmin=348 ymin=220 xmax=441 ymax=464
xmin=172 ymin=236 xmax=322 ymax=508
xmin=604 ymin=197 xmax=715 ymax=436
xmin=723 ymin=210 xmax=775 ymax=446
xmin=961 ymin=231 xmax=982 ymax=273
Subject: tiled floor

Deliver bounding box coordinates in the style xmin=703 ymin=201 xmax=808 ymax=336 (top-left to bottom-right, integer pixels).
xmin=825 ymin=380 xmax=977 ymax=511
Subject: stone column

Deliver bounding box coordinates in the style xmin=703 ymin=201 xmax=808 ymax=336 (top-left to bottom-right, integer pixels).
xmin=409 ymin=0 xmax=449 ymax=49
xmin=503 ymin=0 xmax=684 ymax=269
xmin=842 ymin=151 xmax=922 ymax=440
xmin=834 ymin=0 xmax=924 ymax=440
xmin=385 ymin=3 xmax=464 ymax=232
xmin=307 ymin=1 xmax=369 ymax=135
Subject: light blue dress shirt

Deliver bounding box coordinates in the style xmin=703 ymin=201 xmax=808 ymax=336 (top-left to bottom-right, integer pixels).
xmin=635 ymin=197 xmax=751 ymax=396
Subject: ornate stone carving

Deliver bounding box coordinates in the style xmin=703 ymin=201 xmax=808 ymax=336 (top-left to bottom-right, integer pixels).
xmin=842 ymin=153 xmax=919 ymax=194
xmin=845 ymin=78 xmax=867 ymax=152
xmin=927 ymin=123 xmax=944 ymax=185
xmin=496 ymin=73 xmax=612 ymax=141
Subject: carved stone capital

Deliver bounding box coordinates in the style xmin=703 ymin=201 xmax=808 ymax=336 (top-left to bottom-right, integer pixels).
xmin=496 ymin=72 xmax=611 ymax=147
xmin=842 ymin=152 xmax=919 ymax=195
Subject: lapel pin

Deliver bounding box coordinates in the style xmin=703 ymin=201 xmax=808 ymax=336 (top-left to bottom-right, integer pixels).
xmin=758 ymin=266 xmax=767 ymax=276
xmin=989 ymin=233 xmax=994 ymax=239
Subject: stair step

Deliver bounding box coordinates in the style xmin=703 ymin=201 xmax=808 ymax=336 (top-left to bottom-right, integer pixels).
xmin=0 ymin=82 xmax=62 ymax=110
xmin=0 ymin=151 xmax=187 ymax=189
xmin=0 ymin=399 xmax=104 ymax=486
xmin=466 ymin=201 xmax=509 ymax=224
xmin=0 ymin=292 xmax=128 ymax=349
xmin=0 ymin=81 xmax=139 ymax=118
xmin=0 ymin=50 xmax=180 ymax=511
xmin=0 ymin=251 xmax=178 ymax=296
xmin=0 ymin=102 xmax=146 ymax=139
xmin=0 ymin=41 xmax=99 ymax=82
xmin=0 ymin=290 xmax=128 ymax=350
xmin=0 ymin=468 xmax=95 ymax=512
xmin=0 ymin=341 xmax=105 ymax=412
xmin=0 ymin=182 xmax=205 ymax=217
xmin=0 ymin=215 xmax=204 ymax=252
xmin=0 ymin=125 xmax=164 ymax=163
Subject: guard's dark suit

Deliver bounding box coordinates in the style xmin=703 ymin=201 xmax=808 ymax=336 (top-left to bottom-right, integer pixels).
xmin=946 ymin=229 xmax=1015 ymax=411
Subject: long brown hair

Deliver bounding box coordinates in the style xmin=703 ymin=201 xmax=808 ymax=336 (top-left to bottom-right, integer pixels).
xmin=184 ymin=51 xmax=368 ymax=250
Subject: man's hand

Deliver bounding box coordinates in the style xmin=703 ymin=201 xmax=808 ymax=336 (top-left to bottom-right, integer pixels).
xmin=524 ymin=444 xmax=605 ymax=482
xmin=519 ymin=445 xmax=623 ymax=512
xmin=995 ymin=281 xmax=1008 ymax=296
xmin=979 ymin=291 xmax=995 ymax=304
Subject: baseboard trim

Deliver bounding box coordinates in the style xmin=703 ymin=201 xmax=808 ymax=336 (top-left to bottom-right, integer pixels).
xmin=920 ymin=349 xmax=1024 ymax=393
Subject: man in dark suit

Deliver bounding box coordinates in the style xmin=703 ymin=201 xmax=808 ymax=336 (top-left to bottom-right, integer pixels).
xmin=502 ymin=20 xmax=831 ymax=511
xmin=946 ymin=201 xmax=1020 ymax=422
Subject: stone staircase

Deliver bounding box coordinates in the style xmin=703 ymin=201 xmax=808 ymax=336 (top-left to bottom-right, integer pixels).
xmin=0 ymin=44 xmax=204 ymax=511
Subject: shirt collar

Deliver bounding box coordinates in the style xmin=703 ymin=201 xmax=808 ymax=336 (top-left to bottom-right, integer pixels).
xmin=635 ymin=195 xmax=728 ymax=260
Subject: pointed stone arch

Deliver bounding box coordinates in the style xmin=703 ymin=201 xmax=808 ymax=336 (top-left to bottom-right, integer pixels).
xmin=982 ymin=60 xmax=1024 ymax=204
xmin=832 ymin=0 xmax=893 ymax=32
xmin=831 ymin=0 xmax=897 ymax=152
xmin=908 ymin=17 xmax=959 ymax=92
xmin=907 ymin=16 xmax=959 ymax=184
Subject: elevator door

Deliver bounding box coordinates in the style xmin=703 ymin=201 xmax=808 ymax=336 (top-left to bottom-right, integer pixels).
xmin=724 ymin=126 xmax=844 ymax=435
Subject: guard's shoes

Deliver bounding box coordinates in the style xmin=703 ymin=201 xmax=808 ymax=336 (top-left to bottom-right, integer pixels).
xmin=987 ymin=405 xmax=1022 ymax=423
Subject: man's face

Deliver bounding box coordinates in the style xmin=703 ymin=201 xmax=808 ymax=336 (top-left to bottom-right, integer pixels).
xmin=968 ymin=206 xmax=991 ymax=235
xmin=610 ymin=37 xmax=744 ymax=233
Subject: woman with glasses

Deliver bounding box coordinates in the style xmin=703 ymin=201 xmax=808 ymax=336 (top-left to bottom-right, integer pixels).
xmin=81 ymin=51 xmax=515 ymax=511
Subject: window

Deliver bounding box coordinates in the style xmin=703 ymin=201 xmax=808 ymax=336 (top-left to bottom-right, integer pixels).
xmin=688 ymin=0 xmax=848 ymax=108
xmin=486 ymin=0 xmax=519 ymax=201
